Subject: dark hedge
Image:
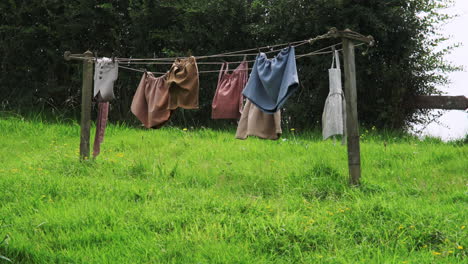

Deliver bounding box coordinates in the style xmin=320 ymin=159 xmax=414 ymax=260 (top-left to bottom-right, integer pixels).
xmin=0 ymin=0 xmax=458 ymax=129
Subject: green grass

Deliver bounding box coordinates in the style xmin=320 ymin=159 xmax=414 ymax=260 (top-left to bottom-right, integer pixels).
xmin=0 ymin=115 xmax=466 ymax=263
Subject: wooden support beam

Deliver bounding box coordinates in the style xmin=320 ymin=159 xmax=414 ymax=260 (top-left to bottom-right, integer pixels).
xmin=79 ymin=51 xmax=94 ymax=160
xmin=342 ymin=39 xmax=361 ymax=186
xmin=409 ymin=95 xmax=468 ymax=110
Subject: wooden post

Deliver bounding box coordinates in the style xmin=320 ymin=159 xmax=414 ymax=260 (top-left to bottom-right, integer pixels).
xmin=80 ymin=50 xmax=94 ymax=160
xmin=342 ymin=39 xmax=361 ymax=186
xmin=326 ymin=28 xmax=373 ymax=186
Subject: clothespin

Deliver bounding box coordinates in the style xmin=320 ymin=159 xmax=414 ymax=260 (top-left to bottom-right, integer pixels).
xmin=128 ymin=56 xmax=132 ymax=66
xmin=243 ymin=55 xmax=247 ymax=61
xmin=332 ymin=45 xmax=336 ymax=53
xmin=362 ymin=45 xmax=370 ymax=56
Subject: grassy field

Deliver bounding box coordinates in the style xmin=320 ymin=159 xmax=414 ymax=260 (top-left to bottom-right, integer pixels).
xmin=0 ymin=115 xmax=466 ymax=263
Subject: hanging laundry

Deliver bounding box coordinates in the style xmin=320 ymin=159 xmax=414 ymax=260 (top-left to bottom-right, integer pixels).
xmin=242 ymin=46 xmax=299 ymax=114
xmin=236 ymin=99 xmax=282 ymax=140
xmin=322 ymin=50 xmax=346 ymax=142
xmin=93 ymin=99 xmax=109 ymax=158
xmin=131 ymin=72 xmax=172 ymax=129
xmin=92 ymin=57 xmax=117 ymax=158
xmin=94 ymin=57 xmax=118 ymax=101
xmin=167 ymin=56 xmax=199 ymax=110
xmin=212 ymin=61 xmax=248 ymax=119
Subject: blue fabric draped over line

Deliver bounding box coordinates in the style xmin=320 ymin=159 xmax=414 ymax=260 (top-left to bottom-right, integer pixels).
xmin=242 ymin=46 xmax=299 ymax=114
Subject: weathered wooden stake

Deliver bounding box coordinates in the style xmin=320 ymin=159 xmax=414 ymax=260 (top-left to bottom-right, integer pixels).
xmin=342 ymin=39 xmax=361 ymax=186
xmin=410 ymin=95 xmax=468 ymax=110
xmin=80 ymin=51 xmax=94 ymax=160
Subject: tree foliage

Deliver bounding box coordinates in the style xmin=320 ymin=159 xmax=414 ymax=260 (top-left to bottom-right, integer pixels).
xmin=0 ymin=0 xmax=458 ymax=129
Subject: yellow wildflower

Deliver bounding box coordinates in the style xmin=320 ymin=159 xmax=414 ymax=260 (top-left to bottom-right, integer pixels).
xmin=457 ymin=246 xmax=463 ymax=249
xmin=410 ymin=225 xmax=415 ymax=229
xmin=290 ymin=128 xmax=295 ymax=131
xmin=183 ymin=128 xmax=188 ymax=131
xmin=448 ymin=250 xmax=454 ymax=254
xmin=116 ymin=153 xmax=124 ymax=158
xmin=398 ymin=225 xmax=404 ymax=230
xmin=432 ymin=251 xmax=441 ymax=256
xmin=422 ymin=245 xmax=427 ymax=248
xmin=462 ymin=225 xmax=466 ymax=230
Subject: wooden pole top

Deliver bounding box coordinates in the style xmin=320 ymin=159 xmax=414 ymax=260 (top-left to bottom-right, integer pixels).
xmin=64 ymin=50 xmax=94 ymax=61
xmin=327 ymin=28 xmax=375 ymax=46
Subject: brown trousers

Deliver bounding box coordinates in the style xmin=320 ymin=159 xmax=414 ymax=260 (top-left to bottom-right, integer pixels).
xmin=131 ymin=72 xmax=171 ymax=129
xmin=167 ymin=56 xmax=199 ymax=110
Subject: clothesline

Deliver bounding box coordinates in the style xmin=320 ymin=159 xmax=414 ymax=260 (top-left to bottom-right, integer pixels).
xmin=116 ymin=39 xmax=314 ymax=62
xmin=67 ymin=40 xmax=309 ymax=63
xmin=117 ymin=41 xmax=311 ymax=63
xmin=121 ymin=42 xmax=346 ymax=65
xmin=117 ymin=43 xmax=365 ymax=75
xmin=118 ymin=50 xmax=336 ymax=75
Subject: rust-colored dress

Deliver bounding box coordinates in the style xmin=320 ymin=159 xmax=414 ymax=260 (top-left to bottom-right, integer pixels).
xmin=131 ymin=72 xmax=171 ymax=129
xmin=212 ymin=61 xmax=248 ymax=119
xmin=167 ymin=56 xmax=199 ymax=110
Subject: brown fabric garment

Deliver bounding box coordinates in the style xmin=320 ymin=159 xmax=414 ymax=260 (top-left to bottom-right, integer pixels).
xmin=212 ymin=61 xmax=248 ymax=119
xmin=236 ymin=100 xmax=282 ymax=140
xmin=131 ymin=72 xmax=171 ymax=129
xmin=166 ymin=56 xmax=199 ymax=110
xmin=93 ymin=99 xmax=109 ymax=158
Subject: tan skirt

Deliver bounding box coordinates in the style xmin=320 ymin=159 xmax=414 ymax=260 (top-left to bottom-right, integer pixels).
xmin=236 ymin=100 xmax=282 ymax=140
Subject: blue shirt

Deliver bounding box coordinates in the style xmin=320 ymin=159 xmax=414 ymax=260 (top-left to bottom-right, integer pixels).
xmin=242 ymin=46 xmax=299 ymax=113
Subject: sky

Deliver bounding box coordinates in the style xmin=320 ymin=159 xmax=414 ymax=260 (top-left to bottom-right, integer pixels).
xmin=416 ymin=0 xmax=468 ymax=140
